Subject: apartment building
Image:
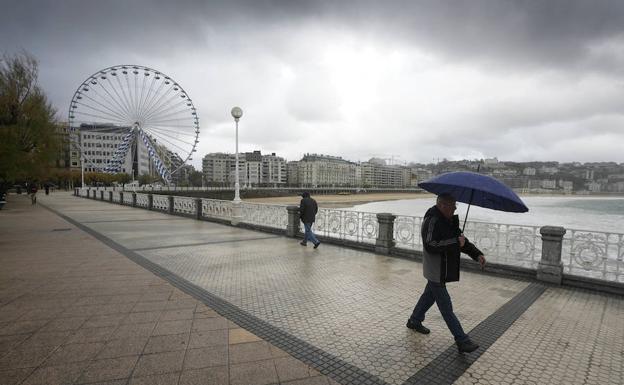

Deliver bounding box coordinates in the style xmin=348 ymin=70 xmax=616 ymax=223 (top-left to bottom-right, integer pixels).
xmin=72 ymin=124 xmax=154 ymax=177
xmin=295 ymin=154 xmax=357 ymax=187
xmin=360 ymin=159 xmax=410 ymax=188
xmin=203 ymin=150 xmax=287 ymax=186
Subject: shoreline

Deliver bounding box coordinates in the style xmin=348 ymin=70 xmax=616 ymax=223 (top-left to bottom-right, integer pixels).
xmin=244 ymin=192 xmax=624 ymax=208
xmin=245 ymin=193 xmax=430 ymax=208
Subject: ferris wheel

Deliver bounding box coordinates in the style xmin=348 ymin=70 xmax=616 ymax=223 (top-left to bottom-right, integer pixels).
xmin=68 ymin=65 xmax=199 ymax=183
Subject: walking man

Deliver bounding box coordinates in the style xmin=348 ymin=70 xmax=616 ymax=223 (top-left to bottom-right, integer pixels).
xmin=406 ymin=193 xmax=486 ymax=353
xmin=299 ymin=191 xmax=320 ymax=249
xmin=28 ymin=183 xmax=38 ymax=205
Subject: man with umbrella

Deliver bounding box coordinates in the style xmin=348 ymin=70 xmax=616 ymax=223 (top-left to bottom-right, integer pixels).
xmin=406 ymin=193 xmax=486 ymax=353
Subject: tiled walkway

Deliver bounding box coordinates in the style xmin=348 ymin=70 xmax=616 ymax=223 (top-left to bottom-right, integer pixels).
xmin=0 ymin=195 xmax=334 ymax=385
xmin=1 ymin=192 xmax=623 ymax=384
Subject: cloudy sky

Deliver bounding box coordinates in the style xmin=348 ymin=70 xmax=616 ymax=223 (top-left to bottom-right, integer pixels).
xmin=2 ymin=0 xmax=624 ymax=169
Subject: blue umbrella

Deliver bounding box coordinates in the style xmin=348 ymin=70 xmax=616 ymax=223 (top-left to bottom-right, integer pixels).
xmin=418 ymin=171 xmax=528 ymax=231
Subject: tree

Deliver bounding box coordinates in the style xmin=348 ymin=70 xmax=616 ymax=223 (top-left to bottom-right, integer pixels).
xmin=0 ymin=52 xmax=59 ymax=192
xmin=138 ymin=173 xmax=157 ymax=186
xmin=113 ymin=173 xmax=132 ymax=186
xmin=189 ymin=171 xmax=203 ymax=187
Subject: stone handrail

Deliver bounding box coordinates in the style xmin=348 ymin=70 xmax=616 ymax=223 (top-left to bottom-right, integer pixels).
xmin=74 ymin=188 xmax=624 ymax=289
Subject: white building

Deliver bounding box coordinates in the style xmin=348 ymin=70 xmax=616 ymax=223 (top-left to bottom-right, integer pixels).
xmin=74 ymin=125 xmax=154 ymax=177
xmin=522 ymin=167 xmax=536 ymax=176
xmin=539 ymin=166 xmax=559 ymax=175
xmin=202 ymin=153 xmax=236 ymax=185
xmin=203 ymin=150 xmax=287 ymax=186
xmin=540 ymin=179 xmax=557 ymax=189
xmin=296 ymin=154 xmax=357 ymax=187
xmin=360 ymin=159 xmax=410 ymax=188
xmin=262 ymin=153 xmax=287 ymax=185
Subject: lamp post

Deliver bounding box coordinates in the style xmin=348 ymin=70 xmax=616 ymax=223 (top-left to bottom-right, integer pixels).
xmin=230 ymin=106 xmax=243 ymax=225
xmin=231 ymin=106 xmax=243 ymax=202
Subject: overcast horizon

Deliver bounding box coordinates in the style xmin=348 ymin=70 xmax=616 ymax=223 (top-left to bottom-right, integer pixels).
xmin=3 ymin=0 xmax=624 ymax=169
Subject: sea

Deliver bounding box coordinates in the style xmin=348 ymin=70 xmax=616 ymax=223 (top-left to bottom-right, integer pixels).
xmin=350 ymin=196 xmax=624 ymax=234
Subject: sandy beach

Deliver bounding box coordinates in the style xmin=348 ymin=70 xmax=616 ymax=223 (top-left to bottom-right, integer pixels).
xmin=244 ymin=192 xmax=432 ymax=208
xmin=244 ymin=191 xmax=621 ymax=209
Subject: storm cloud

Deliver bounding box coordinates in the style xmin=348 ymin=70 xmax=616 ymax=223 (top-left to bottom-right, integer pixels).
xmin=2 ymin=0 xmax=624 ymax=167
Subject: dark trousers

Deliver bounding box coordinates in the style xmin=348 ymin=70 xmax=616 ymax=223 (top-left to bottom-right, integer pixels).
xmin=409 ymin=280 xmax=468 ymax=342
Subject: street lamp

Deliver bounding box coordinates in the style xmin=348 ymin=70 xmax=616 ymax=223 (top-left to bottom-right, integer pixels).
xmin=231 ymin=106 xmax=243 ymax=203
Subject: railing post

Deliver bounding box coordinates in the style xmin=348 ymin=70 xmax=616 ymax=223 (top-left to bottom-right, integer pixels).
xmin=148 ymin=194 xmax=153 ymax=211
xmin=231 ymin=201 xmax=242 ymax=226
xmin=375 ymin=213 xmax=396 ymax=255
xmin=132 ymin=192 xmax=137 ymax=207
xmin=119 ymin=192 xmax=124 ymax=205
xmin=168 ymin=196 xmax=174 ymax=214
xmin=100 ymin=191 xmax=104 ymax=200
xmin=537 ymin=226 xmax=566 ymax=284
xmin=195 ymin=198 xmax=202 ymax=219
xmin=108 ymin=191 xmax=113 ymax=202
xmin=286 ymin=206 xmax=300 ymax=237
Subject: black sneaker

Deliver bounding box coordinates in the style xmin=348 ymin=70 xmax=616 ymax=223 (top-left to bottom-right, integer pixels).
xmin=406 ymin=320 xmax=430 ymax=334
xmin=300 ymin=241 xmax=307 ymax=246
xmin=313 ymin=241 xmax=320 ymax=249
xmin=456 ymin=339 xmax=479 ymax=353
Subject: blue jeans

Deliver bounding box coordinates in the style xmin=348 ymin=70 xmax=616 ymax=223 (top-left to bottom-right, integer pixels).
xmin=409 ymin=280 xmax=468 ymax=342
xmin=303 ymin=222 xmax=319 ymax=245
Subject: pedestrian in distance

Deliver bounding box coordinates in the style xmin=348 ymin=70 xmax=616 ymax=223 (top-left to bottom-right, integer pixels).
xmin=28 ymin=183 xmax=38 ymax=205
xmin=44 ymin=183 xmax=50 ymax=195
xmin=406 ymin=193 xmax=486 ymax=353
xmin=299 ymin=191 xmax=321 ymax=249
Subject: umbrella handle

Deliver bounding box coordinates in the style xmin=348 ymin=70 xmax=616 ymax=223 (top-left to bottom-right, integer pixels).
xmin=462 ymin=164 xmax=480 ymax=233
xmin=462 ymin=202 xmax=471 ymax=233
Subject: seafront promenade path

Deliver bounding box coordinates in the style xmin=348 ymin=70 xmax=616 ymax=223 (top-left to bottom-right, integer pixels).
xmin=0 ymin=192 xmax=622 ymax=385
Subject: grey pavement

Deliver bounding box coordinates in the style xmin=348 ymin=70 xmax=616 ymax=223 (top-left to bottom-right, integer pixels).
xmin=1 ymin=192 xmax=623 ymax=385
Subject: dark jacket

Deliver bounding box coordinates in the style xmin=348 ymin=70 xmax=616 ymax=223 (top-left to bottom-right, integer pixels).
xmin=421 ymin=205 xmax=482 ymax=283
xmin=299 ymin=195 xmax=318 ymax=224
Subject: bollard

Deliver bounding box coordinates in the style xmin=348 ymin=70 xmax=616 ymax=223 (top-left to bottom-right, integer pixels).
xmin=147 ymin=194 xmax=153 ymax=210
xmin=132 ymin=192 xmax=137 ymax=207
xmin=286 ymin=206 xmax=300 ymax=237
xmin=195 ymin=198 xmax=202 ymax=219
xmin=168 ymin=196 xmax=174 ymax=214
xmin=537 ymin=226 xmax=566 ymax=284
xmin=375 ymin=213 xmax=396 ymax=254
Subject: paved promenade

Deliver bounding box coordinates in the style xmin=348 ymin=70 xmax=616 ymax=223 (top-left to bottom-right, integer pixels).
xmin=1 ymin=192 xmax=623 ymax=385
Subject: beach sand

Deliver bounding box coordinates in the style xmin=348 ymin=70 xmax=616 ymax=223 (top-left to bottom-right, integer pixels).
xmin=244 ymin=192 xmax=432 ymax=208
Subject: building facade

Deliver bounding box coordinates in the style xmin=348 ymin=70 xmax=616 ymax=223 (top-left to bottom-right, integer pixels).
xmin=262 ymin=153 xmax=287 ymax=185
xmin=203 ymin=150 xmax=287 ymax=186
xmin=295 ymin=154 xmax=357 ymax=187
xmin=359 ymin=159 xmax=410 ymax=188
